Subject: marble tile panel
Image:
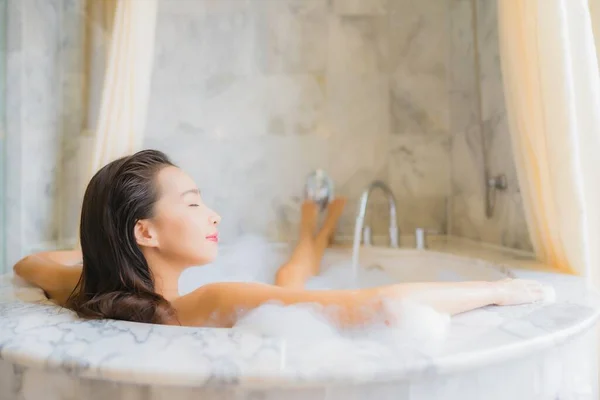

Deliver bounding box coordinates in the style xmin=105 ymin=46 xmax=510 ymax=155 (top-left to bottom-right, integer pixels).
xmin=448 ymin=0 xmax=478 ymax=135
xmin=450 ymin=124 xmax=484 ymax=196
xmin=388 ymin=134 xmax=451 ymax=198
xmin=147 ymin=74 xmax=327 ymax=139
xmin=389 ymin=0 xmax=449 ymax=136
xmin=332 ymin=0 xmax=388 ymax=16
xmin=389 ymin=0 xmax=449 ymax=72
xmin=451 ymin=192 xmax=532 ymax=251
xmin=327 ymin=15 xmax=389 ymax=77
xmin=152 ymin=2 xmax=259 ymax=89
xmin=255 ymin=0 xmax=328 ymax=74
xmin=326 ymin=74 xmax=389 ymax=139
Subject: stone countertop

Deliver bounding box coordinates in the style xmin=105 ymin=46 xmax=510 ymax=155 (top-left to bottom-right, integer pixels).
xmin=0 ymin=238 xmax=599 ymax=388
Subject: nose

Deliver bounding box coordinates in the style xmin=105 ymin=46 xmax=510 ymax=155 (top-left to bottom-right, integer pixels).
xmin=210 ymin=210 xmax=221 ymax=225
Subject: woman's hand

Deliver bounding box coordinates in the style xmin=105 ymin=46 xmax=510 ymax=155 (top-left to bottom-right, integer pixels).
xmin=376 ymin=278 xmax=550 ymax=317
xmin=493 ymin=278 xmax=550 ymax=306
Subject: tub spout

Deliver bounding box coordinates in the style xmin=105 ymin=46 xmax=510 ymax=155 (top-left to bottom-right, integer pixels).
xmin=354 ymin=180 xmax=399 ymax=248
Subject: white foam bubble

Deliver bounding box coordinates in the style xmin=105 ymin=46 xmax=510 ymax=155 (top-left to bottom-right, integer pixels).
xmin=233 ymin=302 xmax=339 ymax=340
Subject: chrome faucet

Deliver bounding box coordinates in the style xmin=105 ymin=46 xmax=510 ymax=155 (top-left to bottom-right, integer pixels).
xmin=354 ymin=180 xmax=399 ymax=248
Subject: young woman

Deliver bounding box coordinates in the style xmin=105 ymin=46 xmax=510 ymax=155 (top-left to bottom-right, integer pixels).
xmin=13 ymin=150 xmax=547 ymax=327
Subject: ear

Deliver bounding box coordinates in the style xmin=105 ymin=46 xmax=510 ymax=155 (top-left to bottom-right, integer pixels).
xmin=134 ymin=219 xmax=159 ymax=248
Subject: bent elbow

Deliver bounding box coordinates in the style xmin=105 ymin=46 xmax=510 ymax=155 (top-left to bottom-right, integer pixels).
xmin=12 ymin=253 xmax=45 ymax=281
xmin=12 ymin=256 xmax=29 ymax=277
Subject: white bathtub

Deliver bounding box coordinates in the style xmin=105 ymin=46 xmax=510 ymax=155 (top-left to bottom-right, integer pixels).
xmin=178 ymin=240 xmax=513 ymax=295
xmin=0 ymin=239 xmax=598 ymax=399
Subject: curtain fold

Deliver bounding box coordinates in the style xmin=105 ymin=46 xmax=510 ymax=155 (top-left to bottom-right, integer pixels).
xmin=498 ymin=0 xmax=600 ymax=285
xmin=88 ymin=0 xmax=158 ymax=178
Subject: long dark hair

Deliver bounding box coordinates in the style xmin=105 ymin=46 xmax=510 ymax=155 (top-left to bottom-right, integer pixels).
xmin=67 ymin=149 xmax=179 ymax=325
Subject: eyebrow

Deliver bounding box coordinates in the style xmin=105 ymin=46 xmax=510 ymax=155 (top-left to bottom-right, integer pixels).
xmin=180 ymin=188 xmax=201 ymax=197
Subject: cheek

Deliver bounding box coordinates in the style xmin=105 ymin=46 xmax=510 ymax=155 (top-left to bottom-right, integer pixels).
xmin=161 ymin=213 xmax=206 ymax=242
xmin=154 ymin=210 xmax=212 ymax=258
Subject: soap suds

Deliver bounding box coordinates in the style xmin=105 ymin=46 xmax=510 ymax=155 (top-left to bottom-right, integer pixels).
xmin=180 ymin=236 xmax=452 ymax=355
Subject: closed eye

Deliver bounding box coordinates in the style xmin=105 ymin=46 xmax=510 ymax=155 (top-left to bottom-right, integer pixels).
xmin=189 ymin=204 xmax=199 ymax=207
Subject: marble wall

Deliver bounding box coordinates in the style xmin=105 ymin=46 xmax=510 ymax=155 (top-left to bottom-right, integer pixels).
xmin=3 ymin=0 xmax=86 ymax=271
xmin=448 ymin=0 xmax=532 ymax=251
xmin=2 ymin=0 xmax=532 ymax=272
xmin=144 ymin=0 xmax=452 ymax=244
xmin=3 ymin=0 xmax=454 ymax=270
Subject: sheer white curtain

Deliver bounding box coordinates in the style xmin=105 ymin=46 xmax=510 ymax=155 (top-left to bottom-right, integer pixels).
xmin=498 ymin=0 xmax=600 ymax=287
xmin=88 ymin=0 xmax=159 ymax=178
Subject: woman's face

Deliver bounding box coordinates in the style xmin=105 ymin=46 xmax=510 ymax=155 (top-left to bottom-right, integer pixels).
xmin=145 ymin=166 xmax=221 ymax=267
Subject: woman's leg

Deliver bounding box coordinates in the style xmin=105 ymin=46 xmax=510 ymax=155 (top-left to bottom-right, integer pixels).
xmin=274 ymin=199 xmax=346 ymax=289
xmin=314 ymin=198 xmax=346 ymax=268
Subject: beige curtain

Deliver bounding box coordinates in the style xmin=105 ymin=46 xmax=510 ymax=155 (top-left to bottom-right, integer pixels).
xmin=88 ymin=0 xmax=159 ymax=177
xmin=590 ymin=0 xmax=600 ymax=73
xmin=498 ymin=0 xmax=600 ymax=285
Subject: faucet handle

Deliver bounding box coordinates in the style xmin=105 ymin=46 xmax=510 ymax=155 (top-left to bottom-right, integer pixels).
xmin=415 ymin=227 xmax=438 ymax=250
xmin=363 ymin=226 xmax=398 ymax=247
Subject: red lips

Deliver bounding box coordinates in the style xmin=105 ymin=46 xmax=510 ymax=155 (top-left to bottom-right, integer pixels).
xmin=206 ymin=233 xmax=219 ymax=242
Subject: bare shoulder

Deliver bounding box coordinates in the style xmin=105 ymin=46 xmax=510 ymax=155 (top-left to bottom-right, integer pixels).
xmin=170 ymin=283 xmax=222 ymax=327
xmin=170 ymin=282 xmax=277 ymax=328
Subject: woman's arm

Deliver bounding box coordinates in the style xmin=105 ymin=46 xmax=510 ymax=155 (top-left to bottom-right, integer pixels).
xmin=173 ymin=282 xmax=379 ymax=327
xmin=172 ymin=279 xmax=543 ymax=328
xmin=13 ymin=250 xmax=83 ymax=305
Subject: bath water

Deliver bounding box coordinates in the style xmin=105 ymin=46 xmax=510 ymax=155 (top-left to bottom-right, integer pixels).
xmin=179 ymin=235 xmax=452 ymax=356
